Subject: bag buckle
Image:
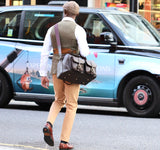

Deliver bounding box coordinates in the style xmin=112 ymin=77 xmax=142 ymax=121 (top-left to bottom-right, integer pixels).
xmin=77 ymin=63 xmax=82 ymax=72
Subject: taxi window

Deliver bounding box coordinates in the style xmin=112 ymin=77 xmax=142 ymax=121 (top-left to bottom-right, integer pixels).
xmin=0 ymin=11 xmax=21 ymax=38
xmin=23 ymin=11 xmax=62 ymax=40
xmin=76 ymin=13 xmax=111 ymax=44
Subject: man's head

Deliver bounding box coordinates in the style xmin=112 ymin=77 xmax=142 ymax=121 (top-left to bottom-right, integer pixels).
xmin=63 ymin=1 xmax=79 ymax=18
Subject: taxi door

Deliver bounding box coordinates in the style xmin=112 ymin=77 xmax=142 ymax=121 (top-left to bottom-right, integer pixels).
xmin=76 ymin=13 xmax=115 ymax=99
xmin=14 ymin=10 xmax=63 ymax=94
xmin=0 ymin=10 xmax=22 ymax=84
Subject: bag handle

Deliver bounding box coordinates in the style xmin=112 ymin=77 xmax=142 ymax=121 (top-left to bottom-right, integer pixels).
xmin=54 ymin=23 xmax=62 ymax=57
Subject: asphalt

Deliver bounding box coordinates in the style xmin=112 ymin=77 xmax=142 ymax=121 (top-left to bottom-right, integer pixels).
xmin=0 ymin=147 xmax=22 ymax=150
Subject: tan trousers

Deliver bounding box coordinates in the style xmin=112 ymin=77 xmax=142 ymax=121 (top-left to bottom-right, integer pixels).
xmin=47 ymin=75 xmax=80 ymax=142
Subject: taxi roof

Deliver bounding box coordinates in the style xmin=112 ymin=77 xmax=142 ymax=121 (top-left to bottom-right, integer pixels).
xmin=0 ymin=5 xmax=131 ymax=15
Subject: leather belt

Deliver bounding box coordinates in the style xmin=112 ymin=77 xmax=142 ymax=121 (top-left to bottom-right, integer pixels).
xmin=53 ymin=48 xmax=76 ymax=54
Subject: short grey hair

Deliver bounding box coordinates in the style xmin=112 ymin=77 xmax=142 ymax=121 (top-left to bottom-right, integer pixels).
xmin=63 ymin=1 xmax=79 ymax=16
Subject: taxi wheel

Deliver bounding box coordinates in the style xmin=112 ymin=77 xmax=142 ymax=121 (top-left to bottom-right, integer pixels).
xmin=123 ymin=75 xmax=160 ymax=117
xmin=0 ymin=72 xmax=11 ymax=107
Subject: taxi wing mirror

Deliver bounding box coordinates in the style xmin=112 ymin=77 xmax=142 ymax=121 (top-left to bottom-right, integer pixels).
xmin=100 ymin=32 xmax=117 ymax=46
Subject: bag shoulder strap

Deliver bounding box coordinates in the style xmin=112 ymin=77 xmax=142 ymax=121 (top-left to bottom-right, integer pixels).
xmin=54 ymin=23 xmax=62 ymax=57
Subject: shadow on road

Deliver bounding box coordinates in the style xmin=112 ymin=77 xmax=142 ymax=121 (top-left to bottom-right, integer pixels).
xmin=5 ymin=102 xmax=131 ymax=117
xmin=5 ymin=101 xmax=160 ymax=118
xmin=77 ymin=107 xmax=129 ymax=117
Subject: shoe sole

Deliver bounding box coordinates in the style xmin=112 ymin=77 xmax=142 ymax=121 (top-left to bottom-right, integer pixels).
xmin=43 ymin=127 xmax=54 ymax=146
xmin=59 ymin=145 xmax=73 ymax=150
xmin=59 ymin=148 xmax=73 ymax=150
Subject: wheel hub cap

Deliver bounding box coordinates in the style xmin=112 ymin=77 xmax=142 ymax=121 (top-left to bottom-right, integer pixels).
xmin=134 ymin=89 xmax=148 ymax=106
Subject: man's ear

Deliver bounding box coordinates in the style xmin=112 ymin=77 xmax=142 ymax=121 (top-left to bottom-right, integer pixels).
xmin=64 ymin=9 xmax=68 ymax=16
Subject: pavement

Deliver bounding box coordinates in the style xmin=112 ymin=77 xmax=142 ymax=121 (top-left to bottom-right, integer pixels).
xmin=0 ymin=146 xmax=47 ymax=150
xmin=0 ymin=147 xmax=22 ymax=150
xmin=0 ymin=101 xmax=127 ymax=150
xmin=0 ymin=144 xmax=48 ymax=150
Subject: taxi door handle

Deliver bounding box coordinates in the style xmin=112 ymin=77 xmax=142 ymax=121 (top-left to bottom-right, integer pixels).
xmin=118 ymin=59 xmax=125 ymax=64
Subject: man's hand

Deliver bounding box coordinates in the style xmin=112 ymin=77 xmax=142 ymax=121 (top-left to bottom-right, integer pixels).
xmin=41 ymin=76 xmax=49 ymax=89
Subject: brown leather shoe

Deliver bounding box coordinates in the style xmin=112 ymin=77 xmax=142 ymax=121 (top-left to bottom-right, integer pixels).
xmin=43 ymin=122 xmax=54 ymax=146
xmin=59 ymin=142 xmax=74 ymax=150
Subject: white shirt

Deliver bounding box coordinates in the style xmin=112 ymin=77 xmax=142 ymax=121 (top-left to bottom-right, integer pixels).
xmin=40 ymin=17 xmax=90 ymax=76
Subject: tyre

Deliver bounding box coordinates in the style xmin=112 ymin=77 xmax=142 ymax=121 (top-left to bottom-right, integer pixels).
xmin=123 ymin=75 xmax=160 ymax=117
xmin=0 ymin=72 xmax=12 ymax=107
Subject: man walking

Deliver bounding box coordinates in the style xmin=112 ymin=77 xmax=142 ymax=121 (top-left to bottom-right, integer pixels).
xmin=39 ymin=1 xmax=89 ymax=149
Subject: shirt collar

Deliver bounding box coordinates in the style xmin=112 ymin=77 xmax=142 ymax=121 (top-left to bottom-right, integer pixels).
xmin=62 ymin=17 xmax=75 ymax=22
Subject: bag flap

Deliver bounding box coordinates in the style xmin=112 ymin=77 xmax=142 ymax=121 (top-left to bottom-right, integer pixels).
xmin=63 ymin=54 xmax=71 ymax=64
xmin=86 ymin=60 xmax=97 ymax=67
xmin=72 ymin=56 xmax=85 ymax=64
